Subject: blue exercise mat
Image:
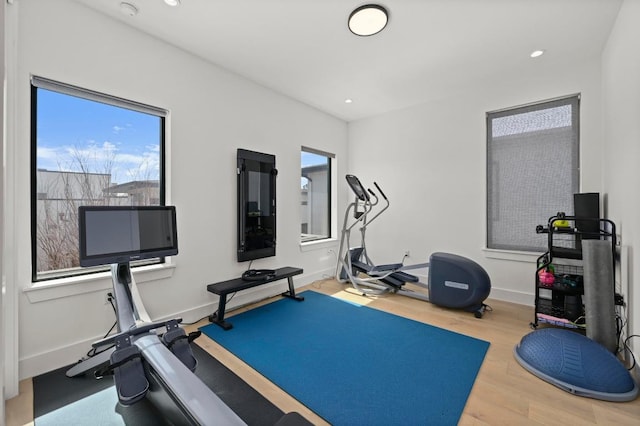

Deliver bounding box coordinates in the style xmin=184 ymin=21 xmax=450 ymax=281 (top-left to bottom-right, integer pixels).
xmin=200 ymin=291 xmax=490 ymax=425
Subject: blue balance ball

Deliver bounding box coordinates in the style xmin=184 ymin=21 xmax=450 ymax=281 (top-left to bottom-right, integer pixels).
xmin=514 ymin=328 xmax=638 ymax=402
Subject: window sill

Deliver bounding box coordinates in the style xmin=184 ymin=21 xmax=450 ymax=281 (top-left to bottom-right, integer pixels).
xmin=23 ymin=263 xmax=176 ymax=303
xmin=300 ymin=238 xmax=338 ymax=252
xmin=482 ymin=248 xmax=540 ymax=263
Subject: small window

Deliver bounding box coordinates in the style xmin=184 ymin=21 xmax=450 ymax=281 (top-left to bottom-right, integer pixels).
xmin=31 ymin=77 xmax=167 ymax=282
xmin=301 ymin=148 xmax=332 ymax=243
xmin=487 ymin=95 xmax=580 ymax=252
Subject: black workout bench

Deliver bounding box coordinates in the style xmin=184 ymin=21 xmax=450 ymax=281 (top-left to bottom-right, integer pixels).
xmin=206 ymin=267 xmax=304 ymax=330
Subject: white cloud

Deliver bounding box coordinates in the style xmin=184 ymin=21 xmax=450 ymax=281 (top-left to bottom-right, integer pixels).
xmin=117 ymin=153 xmax=149 ymax=164
xmin=39 ymin=140 xmax=160 ymax=182
xmin=102 ymin=141 xmax=117 ymax=152
xmin=36 ymin=146 xmax=60 ymax=160
xmin=36 ymin=146 xmax=63 ymax=171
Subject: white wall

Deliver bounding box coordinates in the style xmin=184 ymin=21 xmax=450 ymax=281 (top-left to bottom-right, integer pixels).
xmin=602 ymin=0 xmax=640 ymax=364
xmin=348 ymin=56 xmax=604 ymax=304
xmin=1 ymin=0 xmax=6 ymax=419
xmin=5 ymin=0 xmax=347 ymax=382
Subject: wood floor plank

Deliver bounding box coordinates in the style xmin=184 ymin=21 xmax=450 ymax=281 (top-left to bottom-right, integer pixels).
xmin=5 ymin=378 xmax=34 ymax=426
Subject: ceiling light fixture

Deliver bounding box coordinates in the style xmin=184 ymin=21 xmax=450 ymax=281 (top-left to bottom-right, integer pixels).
xmin=164 ymin=0 xmax=181 ymax=6
xmin=530 ymin=50 xmax=545 ymax=58
xmin=348 ymin=4 xmax=389 ymax=36
xmin=119 ymin=2 xmax=139 ymax=16
xmin=345 ymin=98 xmax=353 ymax=104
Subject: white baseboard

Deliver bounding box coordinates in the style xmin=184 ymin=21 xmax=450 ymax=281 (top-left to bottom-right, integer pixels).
xmin=631 ymin=361 xmax=640 ymax=384
xmin=488 ymin=287 xmax=534 ymax=306
xmin=19 ymin=268 xmax=333 ymax=379
xmin=20 ymin=337 xmax=103 ymax=380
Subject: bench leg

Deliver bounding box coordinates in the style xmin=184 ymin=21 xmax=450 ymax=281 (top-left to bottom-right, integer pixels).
xmin=282 ymin=276 xmax=304 ymax=301
xmin=208 ymin=294 xmax=234 ymax=330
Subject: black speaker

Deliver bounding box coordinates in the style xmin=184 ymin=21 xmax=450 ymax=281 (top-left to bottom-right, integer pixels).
xmin=564 ymin=294 xmax=582 ymax=322
xmin=574 ymin=192 xmax=600 ymax=242
xmin=552 ymin=291 xmax=564 ymax=310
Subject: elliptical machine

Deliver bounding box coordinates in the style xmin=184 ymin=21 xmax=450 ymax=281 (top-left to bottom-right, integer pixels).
xmin=336 ymin=174 xmax=491 ymax=318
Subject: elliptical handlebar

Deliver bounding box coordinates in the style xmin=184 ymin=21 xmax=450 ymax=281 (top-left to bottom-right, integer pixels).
xmin=365 ymin=180 xmax=389 ymax=227
xmin=367 ymin=188 xmax=379 ymax=207
xmin=373 ymin=182 xmax=387 ymax=201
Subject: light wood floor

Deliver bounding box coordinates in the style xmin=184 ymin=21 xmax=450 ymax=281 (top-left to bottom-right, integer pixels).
xmin=6 ymin=278 xmax=640 ymax=425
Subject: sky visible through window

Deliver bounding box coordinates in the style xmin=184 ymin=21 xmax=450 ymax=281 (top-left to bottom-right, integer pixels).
xmin=37 ymin=88 xmax=160 ymax=185
xmin=301 ymin=151 xmax=327 ymax=188
xmin=301 ymin=151 xmax=327 ymax=168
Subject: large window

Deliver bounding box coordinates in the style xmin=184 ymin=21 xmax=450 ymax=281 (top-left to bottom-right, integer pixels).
xmin=31 ymin=77 xmax=166 ymax=281
xmin=301 ymin=147 xmax=332 ymax=242
xmin=487 ymin=95 xmax=580 ymax=253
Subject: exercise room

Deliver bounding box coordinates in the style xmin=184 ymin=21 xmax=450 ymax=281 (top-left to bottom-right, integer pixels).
xmin=2 ymin=0 xmax=640 ymax=424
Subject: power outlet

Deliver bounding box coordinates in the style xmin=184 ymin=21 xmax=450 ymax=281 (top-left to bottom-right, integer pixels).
xmin=105 ymin=292 xmax=113 ymax=305
xmin=404 ymin=250 xmax=410 ymax=257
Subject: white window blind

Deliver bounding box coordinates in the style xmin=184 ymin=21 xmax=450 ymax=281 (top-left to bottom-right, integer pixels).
xmin=487 ymin=95 xmax=580 ymax=252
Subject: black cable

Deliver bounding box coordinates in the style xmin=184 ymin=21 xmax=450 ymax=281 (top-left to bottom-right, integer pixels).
xmin=623 ymin=334 xmax=639 ymax=371
xmin=86 ymin=293 xmax=118 ymax=358
xmin=85 ymin=324 xmax=117 ymax=357
xmin=616 ymin=314 xmax=625 ymax=352
xmin=208 ymin=292 xmax=238 ymax=319
xmin=181 ymin=314 xmax=211 ymax=326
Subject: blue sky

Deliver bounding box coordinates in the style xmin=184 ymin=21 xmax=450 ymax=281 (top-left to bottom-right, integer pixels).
xmin=301 ymin=151 xmax=327 ymax=168
xmin=301 ymin=151 xmax=328 ymax=188
xmin=36 ymin=88 xmax=161 ymax=185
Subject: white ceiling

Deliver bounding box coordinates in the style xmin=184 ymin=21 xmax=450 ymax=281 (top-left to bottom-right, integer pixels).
xmin=73 ymin=0 xmax=622 ymax=122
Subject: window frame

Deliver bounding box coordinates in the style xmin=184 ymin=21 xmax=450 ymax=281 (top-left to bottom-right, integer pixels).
xmin=300 ymin=146 xmax=333 ymax=244
xmin=30 ymin=76 xmax=168 ymax=282
xmin=486 ymin=94 xmax=580 ymax=253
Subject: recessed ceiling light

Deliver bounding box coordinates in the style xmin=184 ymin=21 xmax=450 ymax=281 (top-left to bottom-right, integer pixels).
xmin=164 ymin=0 xmax=181 ymax=6
xmin=348 ymin=4 xmax=389 ymax=36
xmin=345 ymin=98 xmax=353 ymax=104
xmin=530 ymin=50 xmax=545 ymax=58
xmin=119 ymin=2 xmax=138 ymax=16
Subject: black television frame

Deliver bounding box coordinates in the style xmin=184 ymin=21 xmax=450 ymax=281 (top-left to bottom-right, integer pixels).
xmin=78 ymin=205 xmax=178 ymax=267
xmin=237 ymin=149 xmax=277 ymax=262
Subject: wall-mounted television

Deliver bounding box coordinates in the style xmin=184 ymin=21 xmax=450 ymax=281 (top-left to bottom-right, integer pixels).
xmin=78 ymin=205 xmax=178 ymax=267
xmin=237 ymin=149 xmax=277 ymax=262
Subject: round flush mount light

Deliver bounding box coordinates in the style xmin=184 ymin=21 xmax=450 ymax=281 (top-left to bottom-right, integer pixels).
xmin=348 ymin=4 xmax=389 ymax=36
xmin=119 ymin=2 xmax=138 ymax=16
xmin=345 ymin=98 xmax=353 ymax=104
xmin=164 ymin=0 xmax=181 ymax=6
xmin=530 ymin=50 xmax=545 ymax=58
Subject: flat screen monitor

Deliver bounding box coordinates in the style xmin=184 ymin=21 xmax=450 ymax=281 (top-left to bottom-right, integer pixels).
xmin=79 ymin=206 xmax=178 ymax=267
